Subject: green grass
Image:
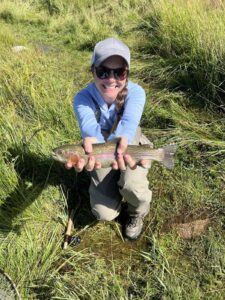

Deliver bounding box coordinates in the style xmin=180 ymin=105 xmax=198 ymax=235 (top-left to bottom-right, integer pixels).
xmin=0 ymin=0 xmax=224 ymax=299
xmin=137 ymin=0 xmax=225 ymax=107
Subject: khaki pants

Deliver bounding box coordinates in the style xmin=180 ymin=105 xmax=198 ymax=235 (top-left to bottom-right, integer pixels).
xmin=89 ymin=128 xmax=153 ymax=221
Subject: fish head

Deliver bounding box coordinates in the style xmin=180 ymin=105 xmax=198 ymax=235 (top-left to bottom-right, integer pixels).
xmin=52 ymin=144 xmax=82 ymax=164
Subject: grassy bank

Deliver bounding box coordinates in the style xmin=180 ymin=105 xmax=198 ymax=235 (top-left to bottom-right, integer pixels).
xmin=0 ymin=0 xmax=224 ymax=299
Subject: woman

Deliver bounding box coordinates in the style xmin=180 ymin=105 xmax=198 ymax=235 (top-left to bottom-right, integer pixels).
xmin=66 ymin=37 xmax=152 ymax=240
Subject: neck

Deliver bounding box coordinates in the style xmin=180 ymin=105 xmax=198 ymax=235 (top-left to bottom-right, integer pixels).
xmin=104 ymin=97 xmax=116 ymax=106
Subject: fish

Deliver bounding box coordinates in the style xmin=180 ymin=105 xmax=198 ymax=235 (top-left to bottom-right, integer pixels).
xmin=52 ymin=141 xmax=177 ymax=169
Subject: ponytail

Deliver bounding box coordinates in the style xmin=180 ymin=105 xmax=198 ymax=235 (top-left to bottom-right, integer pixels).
xmin=115 ymin=77 xmax=128 ymax=113
xmin=110 ymin=76 xmax=129 ymax=134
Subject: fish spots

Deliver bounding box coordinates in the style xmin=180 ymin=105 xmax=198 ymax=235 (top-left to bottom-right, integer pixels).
xmin=95 ymin=153 xmax=115 ymax=160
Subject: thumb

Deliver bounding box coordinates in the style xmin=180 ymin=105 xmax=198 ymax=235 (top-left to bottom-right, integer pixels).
xmin=83 ymin=137 xmax=97 ymax=154
xmin=117 ymin=136 xmax=128 ymax=154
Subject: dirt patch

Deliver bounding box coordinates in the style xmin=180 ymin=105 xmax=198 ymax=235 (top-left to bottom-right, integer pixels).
xmin=161 ymin=209 xmax=213 ymax=239
xmin=172 ymin=218 xmax=210 ymax=239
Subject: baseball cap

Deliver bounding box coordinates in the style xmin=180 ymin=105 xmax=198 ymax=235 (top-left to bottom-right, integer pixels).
xmin=91 ymin=37 xmax=130 ymax=68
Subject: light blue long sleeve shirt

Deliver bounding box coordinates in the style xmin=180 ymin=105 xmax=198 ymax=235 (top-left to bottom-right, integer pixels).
xmin=73 ymin=80 xmax=146 ymax=144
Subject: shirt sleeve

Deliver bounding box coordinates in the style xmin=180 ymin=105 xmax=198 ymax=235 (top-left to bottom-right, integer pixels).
xmin=107 ymin=84 xmax=146 ymax=144
xmin=73 ymin=92 xmax=105 ymax=143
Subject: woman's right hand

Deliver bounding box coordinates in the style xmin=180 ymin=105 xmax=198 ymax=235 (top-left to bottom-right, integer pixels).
xmin=65 ymin=137 xmax=102 ymax=172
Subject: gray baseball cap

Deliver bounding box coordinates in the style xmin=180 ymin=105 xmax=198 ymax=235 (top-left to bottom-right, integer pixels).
xmin=91 ymin=37 xmax=130 ymax=68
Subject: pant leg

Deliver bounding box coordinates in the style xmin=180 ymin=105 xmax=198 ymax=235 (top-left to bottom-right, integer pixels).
xmin=117 ymin=166 xmax=152 ymax=217
xmin=89 ymin=168 xmax=122 ymax=221
xmin=117 ymin=127 xmax=153 ymax=217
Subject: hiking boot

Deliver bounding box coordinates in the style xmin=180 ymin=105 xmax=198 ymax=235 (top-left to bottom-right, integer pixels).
xmin=124 ymin=215 xmax=144 ymax=240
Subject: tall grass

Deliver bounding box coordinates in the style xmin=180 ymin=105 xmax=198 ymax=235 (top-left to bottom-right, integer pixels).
xmin=139 ymin=0 xmax=225 ymax=106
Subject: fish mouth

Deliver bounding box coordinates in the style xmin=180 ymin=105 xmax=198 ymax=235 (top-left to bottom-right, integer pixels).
xmin=52 ymin=151 xmax=57 ymax=159
xmin=52 ymin=151 xmax=64 ymax=162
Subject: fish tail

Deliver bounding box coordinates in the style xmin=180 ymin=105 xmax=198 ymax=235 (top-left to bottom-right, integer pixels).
xmin=161 ymin=144 xmax=177 ymax=169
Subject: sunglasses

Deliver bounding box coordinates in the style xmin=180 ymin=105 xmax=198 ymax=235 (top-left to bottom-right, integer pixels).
xmin=94 ymin=66 xmax=128 ymax=80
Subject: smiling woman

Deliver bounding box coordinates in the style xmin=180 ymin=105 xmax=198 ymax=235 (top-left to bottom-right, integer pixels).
xmin=93 ymin=56 xmax=128 ymax=105
xmin=66 ymin=37 xmax=153 ymax=241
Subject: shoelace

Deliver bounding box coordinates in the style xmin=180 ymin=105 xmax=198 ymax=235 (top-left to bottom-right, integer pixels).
xmin=127 ymin=217 xmax=140 ymax=228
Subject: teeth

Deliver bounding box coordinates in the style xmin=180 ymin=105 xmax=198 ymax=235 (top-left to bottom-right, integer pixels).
xmin=103 ymin=84 xmax=117 ymax=89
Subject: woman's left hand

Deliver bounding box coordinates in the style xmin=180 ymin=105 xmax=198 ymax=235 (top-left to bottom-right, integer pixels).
xmin=111 ymin=137 xmax=146 ymax=170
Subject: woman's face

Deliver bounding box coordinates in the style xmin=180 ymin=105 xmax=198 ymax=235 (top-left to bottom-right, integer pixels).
xmin=93 ymin=55 xmax=128 ymax=105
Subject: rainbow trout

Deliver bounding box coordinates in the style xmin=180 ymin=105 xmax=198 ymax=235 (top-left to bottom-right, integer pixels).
xmin=52 ymin=141 xmax=177 ymax=169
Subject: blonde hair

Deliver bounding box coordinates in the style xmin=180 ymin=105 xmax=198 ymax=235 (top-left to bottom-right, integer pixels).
xmin=115 ymin=77 xmax=128 ymax=113
xmin=110 ymin=76 xmax=129 ymax=133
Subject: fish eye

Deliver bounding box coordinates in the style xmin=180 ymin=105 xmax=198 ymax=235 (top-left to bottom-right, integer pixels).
xmin=57 ymin=149 xmax=63 ymax=155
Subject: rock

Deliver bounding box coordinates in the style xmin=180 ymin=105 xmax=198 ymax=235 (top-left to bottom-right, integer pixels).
xmin=12 ymin=46 xmax=27 ymax=53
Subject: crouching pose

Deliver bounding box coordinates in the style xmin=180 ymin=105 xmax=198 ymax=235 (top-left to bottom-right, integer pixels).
xmin=66 ymin=37 xmax=152 ymax=240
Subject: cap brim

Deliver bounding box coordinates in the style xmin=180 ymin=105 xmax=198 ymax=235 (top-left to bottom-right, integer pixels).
xmin=94 ymin=49 xmax=130 ymax=67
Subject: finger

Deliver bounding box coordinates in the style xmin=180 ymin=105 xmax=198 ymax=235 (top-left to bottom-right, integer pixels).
xmin=94 ymin=161 xmax=102 ymax=170
xmin=66 ymin=155 xmax=79 ymax=169
xmin=111 ymin=160 xmax=119 ymax=170
xmin=124 ymin=154 xmax=136 ymax=170
xmin=85 ymin=155 xmax=95 ymax=171
xmin=83 ymin=140 xmax=93 ymax=154
xmin=117 ymin=153 xmax=126 ymax=171
xmin=140 ymin=159 xmax=147 ymax=167
xmin=65 ymin=162 xmax=73 ymax=169
xmin=136 ymin=159 xmax=149 ymax=169
xmin=117 ymin=136 xmax=128 ymax=154
xmin=74 ymin=158 xmax=86 ymax=172
xmin=83 ymin=137 xmax=97 ymax=154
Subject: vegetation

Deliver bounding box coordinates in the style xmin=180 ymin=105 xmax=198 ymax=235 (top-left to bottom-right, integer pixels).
xmin=0 ymin=0 xmax=224 ymax=299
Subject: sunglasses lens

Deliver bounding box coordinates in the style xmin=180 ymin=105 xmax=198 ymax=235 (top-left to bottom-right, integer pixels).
xmin=114 ymin=68 xmax=127 ymax=80
xmin=95 ymin=67 xmax=127 ymax=80
xmin=95 ymin=67 xmax=109 ymax=79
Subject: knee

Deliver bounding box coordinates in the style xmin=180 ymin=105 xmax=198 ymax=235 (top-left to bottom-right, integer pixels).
xmin=120 ymin=179 xmax=152 ymax=204
xmin=91 ymin=205 xmax=120 ymax=221
xmin=121 ymin=179 xmax=148 ymax=195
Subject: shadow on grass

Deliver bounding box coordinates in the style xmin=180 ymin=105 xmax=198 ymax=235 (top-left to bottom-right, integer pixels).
xmin=0 ymin=144 xmax=95 ymax=234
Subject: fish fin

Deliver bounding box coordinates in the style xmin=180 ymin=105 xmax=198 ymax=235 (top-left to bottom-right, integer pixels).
xmin=161 ymin=144 xmax=177 ymax=169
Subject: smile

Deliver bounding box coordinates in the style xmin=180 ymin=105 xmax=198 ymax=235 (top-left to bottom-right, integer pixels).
xmin=103 ymin=84 xmax=118 ymax=89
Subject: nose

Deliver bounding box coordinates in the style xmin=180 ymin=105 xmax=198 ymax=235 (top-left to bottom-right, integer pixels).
xmin=107 ymin=70 xmax=116 ymax=80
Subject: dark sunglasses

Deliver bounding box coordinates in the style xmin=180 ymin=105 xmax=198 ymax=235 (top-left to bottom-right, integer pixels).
xmin=95 ymin=66 xmax=128 ymax=80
